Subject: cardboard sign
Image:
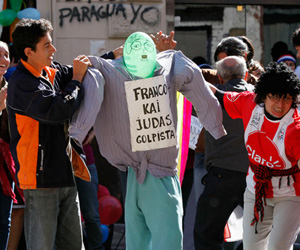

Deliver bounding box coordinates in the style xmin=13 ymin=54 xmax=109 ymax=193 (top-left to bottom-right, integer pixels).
xmin=124 ymin=75 xmax=177 ymax=152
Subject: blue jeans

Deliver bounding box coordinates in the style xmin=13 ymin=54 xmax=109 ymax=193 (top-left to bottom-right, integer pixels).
xmin=23 ymin=186 xmax=83 ymax=250
xmin=76 ymin=164 xmax=104 ymax=250
xmin=194 ymin=166 xmax=246 ymax=250
xmin=0 ymin=184 xmax=13 ymax=250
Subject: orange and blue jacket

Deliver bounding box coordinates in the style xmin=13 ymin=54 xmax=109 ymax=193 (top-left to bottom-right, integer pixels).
xmin=7 ymin=60 xmax=87 ymax=189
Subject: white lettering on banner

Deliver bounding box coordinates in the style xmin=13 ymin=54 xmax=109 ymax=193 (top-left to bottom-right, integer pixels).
xmin=246 ymin=144 xmax=281 ymax=168
xmin=125 ymin=75 xmax=177 ymax=152
xmin=189 ymin=116 xmax=203 ymax=150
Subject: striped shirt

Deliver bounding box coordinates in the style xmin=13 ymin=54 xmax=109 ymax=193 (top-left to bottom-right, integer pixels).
xmin=85 ymin=50 xmax=226 ymax=183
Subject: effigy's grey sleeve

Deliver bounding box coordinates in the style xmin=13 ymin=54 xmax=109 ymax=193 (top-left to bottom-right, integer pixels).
xmin=69 ymin=67 xmax=105 ymax=143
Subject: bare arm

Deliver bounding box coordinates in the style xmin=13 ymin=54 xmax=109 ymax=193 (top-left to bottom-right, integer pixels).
xmin=207 ymin=81 xmax=218 ymax=94
xmin=112 ymin=45 xmax=124 ymax=59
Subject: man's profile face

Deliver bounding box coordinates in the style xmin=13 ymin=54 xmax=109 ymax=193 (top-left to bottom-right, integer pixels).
xmin=283 ymin=60 xmax=296 ymax=71
xmin=295 ymin=46 xmax=300 ymax=59
xmin=123 ymin=32 xmax=156 ymax=78
xmin=26 ymin=32 xmax=57 ymax=73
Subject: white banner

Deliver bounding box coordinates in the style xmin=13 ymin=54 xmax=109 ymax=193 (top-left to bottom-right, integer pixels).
xmin=125 ymin=75 xmax=177 ymax=152
xmin=224 ymin=206 xmax=243 ymax=242
xmin=189 ymin=115 xmax=203 ymax=150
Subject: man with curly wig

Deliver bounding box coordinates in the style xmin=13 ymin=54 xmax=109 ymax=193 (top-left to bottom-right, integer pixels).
xmin=208 ymin=62 xmax=300 ymax=250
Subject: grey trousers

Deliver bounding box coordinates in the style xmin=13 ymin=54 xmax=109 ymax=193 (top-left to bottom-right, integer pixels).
xmin=243 ymin=188 xmax=300 ymax=250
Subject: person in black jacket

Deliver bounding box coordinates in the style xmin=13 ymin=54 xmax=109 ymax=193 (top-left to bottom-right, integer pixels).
xmin=194 ymin=56 xmax=254 ymax=250
xmin=7 ymin=18 xmax=90 ymax=250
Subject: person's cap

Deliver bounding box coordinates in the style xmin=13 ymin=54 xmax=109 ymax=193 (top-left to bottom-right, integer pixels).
xmin=277 ymin=54 xmax=296 ymax=64
xmin=198 ymin=63 xmax=213 ymax=69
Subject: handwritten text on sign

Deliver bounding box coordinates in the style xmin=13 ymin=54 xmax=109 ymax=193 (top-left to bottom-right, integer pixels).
xmin=189 ymin=115 xmax=203 ymax=150
xmin=125 ymin=75 xmax=176 ymax=152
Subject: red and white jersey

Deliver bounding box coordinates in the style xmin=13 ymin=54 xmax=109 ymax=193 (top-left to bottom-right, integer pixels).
xmin=223 ymin=91 xmax=300 ymax=198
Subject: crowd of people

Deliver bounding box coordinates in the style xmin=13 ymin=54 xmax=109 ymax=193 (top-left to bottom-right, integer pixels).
xmin=1 ymin=16 xmax=300 ymax=250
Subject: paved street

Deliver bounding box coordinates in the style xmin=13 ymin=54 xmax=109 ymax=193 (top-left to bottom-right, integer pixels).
xmin=111 ymin=223 xmax=126 ymax=250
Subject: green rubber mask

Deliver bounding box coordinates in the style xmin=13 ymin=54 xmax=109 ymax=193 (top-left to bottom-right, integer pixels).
xmin=123 ymin=32 xmax=156 ymax=78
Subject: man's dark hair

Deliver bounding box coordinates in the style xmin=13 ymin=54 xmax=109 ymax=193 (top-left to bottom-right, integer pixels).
xmin=292 ymin=27 xmax=300 ymax=47
xmin=192 ymin=56 xmax=212 ymax=69
xmin=254 ymin=62 xmax=300 ymax=108
xmin=12 ymin=18 xmax=53 ymax=61
xmin=8 ymin=43 xmax=19 ymax=63
xmin=271 ymin=41 xmax=288 ymax=62
xmin=214 ymin=37 xmax=249 ymax=63
xmin=192 ymin=56 xmax=207 ymax=65
xmin=237 ymin=36 xmax=254 ymax=65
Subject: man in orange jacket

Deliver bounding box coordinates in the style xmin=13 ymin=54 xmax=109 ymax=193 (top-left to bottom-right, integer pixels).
xmin=7 ymin=18 xmax=90 ymax=250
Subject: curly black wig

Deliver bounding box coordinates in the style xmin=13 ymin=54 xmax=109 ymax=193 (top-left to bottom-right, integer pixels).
xmin=254 ymin=62 xmax=300 ymax=108
xmin=292 ymin=27 xmax=300 ymax=47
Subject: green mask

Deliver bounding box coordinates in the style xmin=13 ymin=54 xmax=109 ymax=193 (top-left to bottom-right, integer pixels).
xmin=123 ymin=32 xmax=156 ymax=78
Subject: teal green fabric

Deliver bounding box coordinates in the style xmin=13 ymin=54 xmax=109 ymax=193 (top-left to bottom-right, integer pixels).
xmin=125 ymin=167 xmax=183 ymax=250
